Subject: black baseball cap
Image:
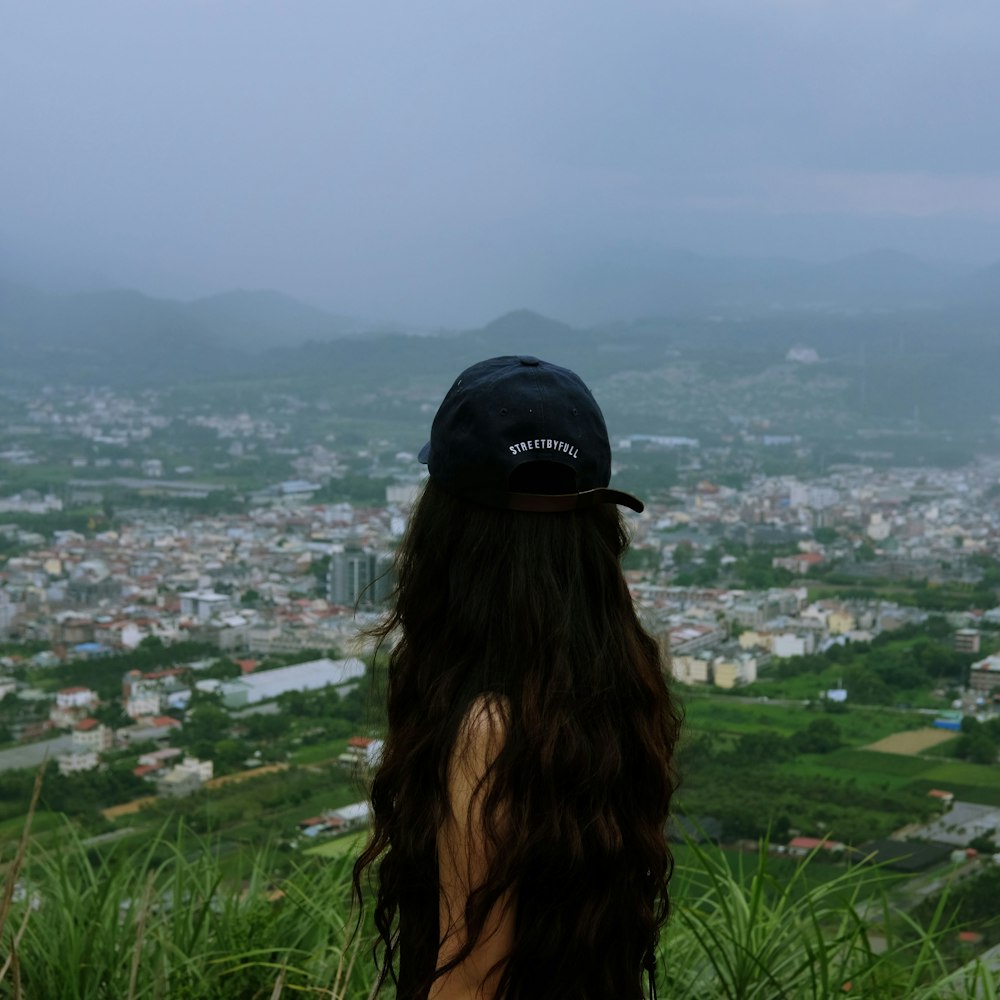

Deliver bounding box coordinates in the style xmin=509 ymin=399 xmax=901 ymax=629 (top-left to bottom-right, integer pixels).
xmin=418 ymin=355 xmax=644 ymax=513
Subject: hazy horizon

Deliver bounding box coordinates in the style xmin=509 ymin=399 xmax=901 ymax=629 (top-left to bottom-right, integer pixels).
xmin=4 ymin=0 xmax=1000 ymax=327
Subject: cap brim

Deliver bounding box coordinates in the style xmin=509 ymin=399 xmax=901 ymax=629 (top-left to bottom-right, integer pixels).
xmin=418 ymin=442 xmax=431 ymax=464
xmin=505 ymin=488 xmax=644 ymax=514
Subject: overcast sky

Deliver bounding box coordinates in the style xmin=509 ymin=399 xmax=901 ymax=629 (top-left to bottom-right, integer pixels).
xmin=3 ymin=0 xmax=1000 ymax=325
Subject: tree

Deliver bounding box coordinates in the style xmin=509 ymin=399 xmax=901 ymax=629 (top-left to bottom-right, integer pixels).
xmin=790 ymin=718 xmax=842 ymax=755
xmin=841 ymin=665 xmax=892 ymax=705
xmin=955 ymin=729 xmax=997 ymax=765
xmin=732 ymin=731 xmax=795 ymax=766
xmin=93 ymin=701 xmax=130 ymax=728
xmin=179 ymin=702 xmax=232 ymax=758
xmin=856 ymin=542 xmax=876 ymax=562
xmin=969 ymin=834 xmax=997 ymax=855
xmin=673 ymin=541 xmax=695 ymax=567
xmin=924 ymin=616 xmax=952 ymax=639
xmin=200 ymin=658 xmax=242 ymax=681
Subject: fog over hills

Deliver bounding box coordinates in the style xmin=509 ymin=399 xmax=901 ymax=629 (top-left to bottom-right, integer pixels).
xmin=186 ymin=290 xmax=366 ymax=353
xmin=4 ymin=246 xmax=1000 ymax=352
xmin=3 ymin=248 xmax=1000 ymax=444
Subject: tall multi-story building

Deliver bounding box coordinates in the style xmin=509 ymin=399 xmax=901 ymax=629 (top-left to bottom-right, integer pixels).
xmin=970 ymin=654 xmax=1000 ymax=695
xmin=179 ymin=590 xmax=232 ymax=622
xmin=0 ymin=590 xmax=18 ymax=638
xmin=954 ymin=629 xmax=982 ymax=655
xmin=327 ymin=546 xmax=393 ymax=609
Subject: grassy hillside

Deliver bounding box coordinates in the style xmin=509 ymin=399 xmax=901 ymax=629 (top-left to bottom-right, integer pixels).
xmin=2 ymin=809 xmax=998 ymax=999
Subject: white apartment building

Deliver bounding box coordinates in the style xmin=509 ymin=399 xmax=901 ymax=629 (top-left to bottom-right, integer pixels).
xmin=126 ymin=687 xmax=163 ymax=719
xmin=160 ymin=757 xmax=214 ymax=797
xmin=51 ymin=686 xmax=99 ymax=729
xmin=772 ymin=633 xmax=814 ymax=659
xmin=57 ymin=749 xmax=99 ymax=775
xmin=179 ymin=590 xmax=232 ymax=622
xmin=72 ymin=719 xmax=113 ymax=752
xmin=56 ymin=686 xmax=97 ymax=710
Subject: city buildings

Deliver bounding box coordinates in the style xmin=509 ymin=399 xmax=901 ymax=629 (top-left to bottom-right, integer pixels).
xmin=327 ymin=546 xmax=393 ymax=609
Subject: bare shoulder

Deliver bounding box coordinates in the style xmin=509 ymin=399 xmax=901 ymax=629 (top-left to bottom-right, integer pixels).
xmin=445 ymin=694 xmax=510 ymax=817
xmin=455 ymin=694 xmax=509 ymax=763
xmin=436 ymin=694 xmax=515 ymax=997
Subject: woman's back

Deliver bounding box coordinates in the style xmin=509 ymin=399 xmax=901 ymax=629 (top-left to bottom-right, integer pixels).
xmin=353 ymin=357 xmax=681 ymax=1000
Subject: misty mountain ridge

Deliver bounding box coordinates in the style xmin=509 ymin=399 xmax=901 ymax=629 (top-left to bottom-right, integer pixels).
xmin=483 ymin=309 xmax=575 ymax=341
xmin=5 ymin=245 xmax=1000 ymax=336
xmin=0 ymin=280 xmax=367 ymax=382
xmin=3 ymin=247 xmax=1000 ymax=388
xmin=187 ymin=290 xmax=367 ymax=352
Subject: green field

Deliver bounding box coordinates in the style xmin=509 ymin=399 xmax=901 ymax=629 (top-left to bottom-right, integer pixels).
xmin=780 ymin=748 xmax=1000 ymax=806
xmin=290 ymin=737 xmax=351 ymax=765
xmin=305 ymin=829 xmax=369 ymax=858
xmin=682 ymin=698 xmax=811 ymax=735
xmin=0 ymin=809 xmax=62 ymax=840
xmin=681 ymin=694 xmax=1000 ymax=823
xmin=906 ymin=780 xmax=1000 ymax=808
xmin=681 ymin=695 xmax=923 ymax=748
xmin=919 ymin=735 xmax=959 ymax=757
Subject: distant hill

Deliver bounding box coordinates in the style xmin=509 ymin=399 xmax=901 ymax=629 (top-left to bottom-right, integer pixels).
xmin=477 ymin=310 xmax=579 ymax=355
xmin=0 ymin=280 xmax=370 ymax=383
xmin=4 ymin=250 xmax=1000 ymax=413
xmin=187 ymin=290 xmax=362 ymax=352
xmin=0 ymin=281 xmax=231 ymax=383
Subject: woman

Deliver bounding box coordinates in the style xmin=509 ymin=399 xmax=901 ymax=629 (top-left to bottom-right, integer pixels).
xmin=353 ymin=356 xmax=681 ymax=1000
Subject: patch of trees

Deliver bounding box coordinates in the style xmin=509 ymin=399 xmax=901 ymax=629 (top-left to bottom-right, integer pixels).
xmin=761 ymin=621 xmax=977 ymax=705
xmin=955 ymin=717 xmax=1000 ymax=765
xmin=675 ymin=718 xmax=932 ymax=843
xmin=114 ymin=489 xmax=247 ymax=516
xmin=174 ymin=670 xmax=376 ymax=775
xmin=0 ymin=761 xmax=147 ymax=824
xmin=673 ymin=540 xmax=798 ymax=589
xmin=913 ymin=866 xmax=1000 ymax=949
xmin=0 ymin=508 xmax=111 ymax=538
xmin=812 ymin=579 xmax=998 ymax=611
xmin=614 ymin=452 xmax=680 ymax=501
xmin=42 ymin=638 xmax=218 ymax=699
xmin=313 ymin=475 xmax=394 ymax=506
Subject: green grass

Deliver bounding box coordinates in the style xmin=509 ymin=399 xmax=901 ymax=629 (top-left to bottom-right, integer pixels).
xmin=680 ymin=695 xmax=924 ymax=748
xmin=777 ymin=757 xmax=923 ymax=791
xmin=832 ymin=709 xmax=932 ymax=745
xmin=304 ymin=830 xmax=368 ymax=859
xmin=919 ymin=760 xmax=1000 ymax=788
xmin=906 ymin=781 xmax=1000 ymax=809
xmin=919 ymin=736 xmax=959 ymax=758
xmin=771 ymin=742 xmax=1000 ymax=809
xmin=681 ymin=697 xmax=813 ymax=735
xmin=663 ymin=839 xmax=997 ymax=999
xmin=3 ymin=825 xmax=373 ymax=999
xmin=820 ymin=749 xmax=935 ymax=777
xmin=4 ymin=818 xmax=1000 ymax=999
xmin=289 ymin=737 xmax=350 ymax=765
xmin=778 ymin=748 xmax=1000 ymax=803
xmin=0 ymin=810 xmax=62 ymax=842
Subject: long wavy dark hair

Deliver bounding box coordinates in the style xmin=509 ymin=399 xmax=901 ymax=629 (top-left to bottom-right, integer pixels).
xmin=353 ymin=479 xmax=681 ymax=1000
